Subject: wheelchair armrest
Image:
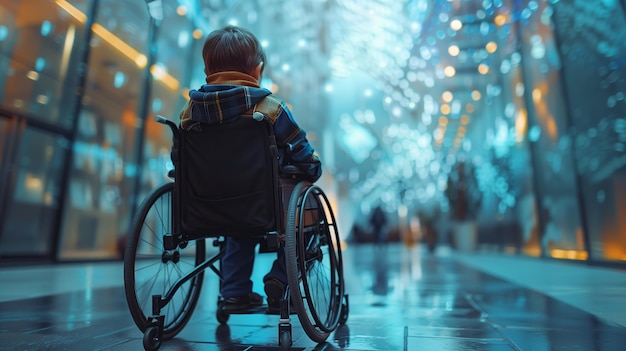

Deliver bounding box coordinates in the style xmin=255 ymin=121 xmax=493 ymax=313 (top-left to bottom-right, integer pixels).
xmin=280 ymin=164 xmax=306 ymax=178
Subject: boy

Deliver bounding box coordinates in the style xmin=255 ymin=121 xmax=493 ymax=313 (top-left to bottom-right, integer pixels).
xmin=179 ymin=25 xmax=322 ymax=311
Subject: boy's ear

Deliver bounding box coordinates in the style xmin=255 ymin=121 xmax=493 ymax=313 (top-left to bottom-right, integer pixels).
xmin=252 ymin=62 xmax=264 ymax=79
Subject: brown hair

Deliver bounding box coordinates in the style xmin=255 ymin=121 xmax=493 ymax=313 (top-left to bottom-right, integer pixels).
xmin=202 ymin=25 xmax=266 ymax=76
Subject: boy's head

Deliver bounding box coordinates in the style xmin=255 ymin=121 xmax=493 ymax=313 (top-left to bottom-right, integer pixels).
xmin=202 ymin=25 xmax=266 ymax=79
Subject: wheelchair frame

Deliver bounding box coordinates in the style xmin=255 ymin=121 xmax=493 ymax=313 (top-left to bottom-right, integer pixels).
xmin=123 ymin=115 xmax=349 ymax=351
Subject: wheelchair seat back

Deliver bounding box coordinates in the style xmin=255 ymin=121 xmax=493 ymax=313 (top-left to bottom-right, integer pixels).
xmin=174 ymin=116 xmax=282 ymax=238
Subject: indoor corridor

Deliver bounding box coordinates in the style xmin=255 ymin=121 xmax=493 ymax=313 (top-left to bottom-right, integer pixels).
xmin=1 ymin=243 xmax=626 ymax=351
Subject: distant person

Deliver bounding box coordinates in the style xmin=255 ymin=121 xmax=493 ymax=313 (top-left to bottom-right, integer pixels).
xmin=417 ymin=209 xmax=438 ymax=254
xmin=445 ymin=160 xmax=481 ymax=222
xmin=445 ymin=160 xmax=481 ymax=251
xmin=369 ymin=205 xmax=388 ymax=245
xmin=179 ymin=25 xmax=321 ymax=312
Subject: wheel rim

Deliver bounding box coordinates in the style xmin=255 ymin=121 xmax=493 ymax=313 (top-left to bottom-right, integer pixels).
xmin=285 ymin=183 xmax=344 ymax=342
xmin=297 ymin=186 xmax=343 ymax=332
xmin=124 ymin=183 xmax=205 ymax=339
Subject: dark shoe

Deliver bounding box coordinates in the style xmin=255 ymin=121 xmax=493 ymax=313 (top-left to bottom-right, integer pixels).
xmin=265 ymin=278 xmax=295 ymax=314
xmin=222 ymin=292 xmax=263 ymax=311
xmin=264 ymin=278 xmax=285 ymax=309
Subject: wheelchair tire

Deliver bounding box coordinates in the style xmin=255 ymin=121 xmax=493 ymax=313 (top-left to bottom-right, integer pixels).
xmin=285 ymin=182 xmax=345 ymax=343
xmin=124 ymin=182 xmax=205 ymax=341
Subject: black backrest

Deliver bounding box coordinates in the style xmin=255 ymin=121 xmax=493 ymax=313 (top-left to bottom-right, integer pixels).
xmin=174 ymin=117 xmax=282 ymax=238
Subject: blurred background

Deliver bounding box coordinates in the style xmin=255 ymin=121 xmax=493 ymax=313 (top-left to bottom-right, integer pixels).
xmin=0 ymin=0 xmax=625 ymax=265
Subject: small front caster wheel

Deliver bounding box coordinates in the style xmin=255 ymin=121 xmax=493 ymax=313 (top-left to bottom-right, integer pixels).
xmin=143 ymin=326 xmax=161 ymax=351
xmin=280 ymin=330 xmax=292 ymax=350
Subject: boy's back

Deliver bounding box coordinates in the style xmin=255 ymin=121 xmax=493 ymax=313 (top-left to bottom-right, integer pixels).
xmin=178 ymin=24 xmax=320 ymax=311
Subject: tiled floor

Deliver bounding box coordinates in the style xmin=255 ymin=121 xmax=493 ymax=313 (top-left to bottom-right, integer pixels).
xmin=1 ymin=243 xmax=626 ymax=350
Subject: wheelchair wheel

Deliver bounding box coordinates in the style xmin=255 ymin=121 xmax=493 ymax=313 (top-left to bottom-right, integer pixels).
xmin=285 ymin=182 xmax=345 ymax=343
xmin=124 ymin=182 xmax=205 ymax=341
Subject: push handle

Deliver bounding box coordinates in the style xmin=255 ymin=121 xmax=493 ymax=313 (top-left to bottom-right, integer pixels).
xmin=154 ymin=115 xmax=179 ymax=138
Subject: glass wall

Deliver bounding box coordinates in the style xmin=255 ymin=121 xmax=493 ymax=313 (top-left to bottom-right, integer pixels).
xmin=551 ymin=0 xmax=626 ymax=262
xmin=58 ymin=0 xmax=151 ymax=259
xmin=511 ymin=0 xmax=585 ymax=258
xmin=0 ymin=0 xmax=86 ymax=258
xmin=139 ymin=0 xmax=203 ymax=202
xmin=0 ymin=0 xmax=199 ymax=261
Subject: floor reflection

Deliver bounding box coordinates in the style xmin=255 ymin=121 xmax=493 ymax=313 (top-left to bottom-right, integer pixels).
xmin=215 ymin=324 xmax=234 ymax=350
xmin=331 ymin=324 xmax=350 ymax=349
xmin=1 ymin=243 xmax=625 ymax=350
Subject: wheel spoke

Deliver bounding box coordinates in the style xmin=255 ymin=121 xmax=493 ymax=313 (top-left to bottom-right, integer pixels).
xmin=124 ymin=183 xmax=206 ymax=340
xmin=285 ymin=183 xmax=345 ymax=342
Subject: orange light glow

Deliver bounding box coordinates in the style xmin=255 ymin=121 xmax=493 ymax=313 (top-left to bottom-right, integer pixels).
xmin=478 ymin=63 xmax=490 ymax=75
xmin=494 ymin=14 xmax=509 ymax=26
xmin=181 ymin=88 xmax=191 ymax=100
xmin=440 ymin=104 xmax=451 ymax=115
xmin=523 ymin=246 xmax=542 ymax=257
xmin=515 ymin=108 xmax=528 ymax=142
xmin=55 ymin=0 xmax=87 ymax=23
xmin=92 ymin=23 xmax=148 ymax=68
xmin=150 ymin=64 xmax=180 ymax=91
xmin=122 ymin=106 xmax=137 ymax=128
xmin=192 ymin=29 xmax=204 ymax=39
xmin=485 ymin=41 xmax=498 ymax=53
xmin=533 ymin=85 xmax=559 ymax=140
xmin=550 ymin=249 xmax=588 ymax=260
xmin=25 ymin=173 xmax=43 ymax=192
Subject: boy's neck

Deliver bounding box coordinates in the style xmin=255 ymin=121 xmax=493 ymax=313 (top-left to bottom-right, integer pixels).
xmin=206 ymin=71 xmax=260 ymax=87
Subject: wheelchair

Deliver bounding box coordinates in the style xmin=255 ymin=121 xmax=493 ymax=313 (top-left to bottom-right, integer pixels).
xmin=123 ymin=115 xmax=349 ymax=351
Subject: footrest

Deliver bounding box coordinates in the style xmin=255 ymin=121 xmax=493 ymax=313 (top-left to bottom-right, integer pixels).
xmin=222 ymin=304 xmax=269 ymax=314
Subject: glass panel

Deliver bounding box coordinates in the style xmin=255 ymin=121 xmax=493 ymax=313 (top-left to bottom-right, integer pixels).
xmin=59 ymin=0 xmax=150 ymax=259
xmin=139 ymin=1 xmax=199 ymax=200
xmin=552 ymin=0 xmax=626 ymax=262
xmin=0 ymin=0 xmax=89 ymax=129
xmin=0 ymin=127 xmax=66 ymax=255
xmin=457 ymin=11 xmax=539 ymax=255
xmin=516 ymin=0 xmax=585 ymax=259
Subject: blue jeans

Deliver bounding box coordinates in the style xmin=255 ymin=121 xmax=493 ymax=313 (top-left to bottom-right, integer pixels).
xmin=220 ymin=236 xmax=288 ymax=299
